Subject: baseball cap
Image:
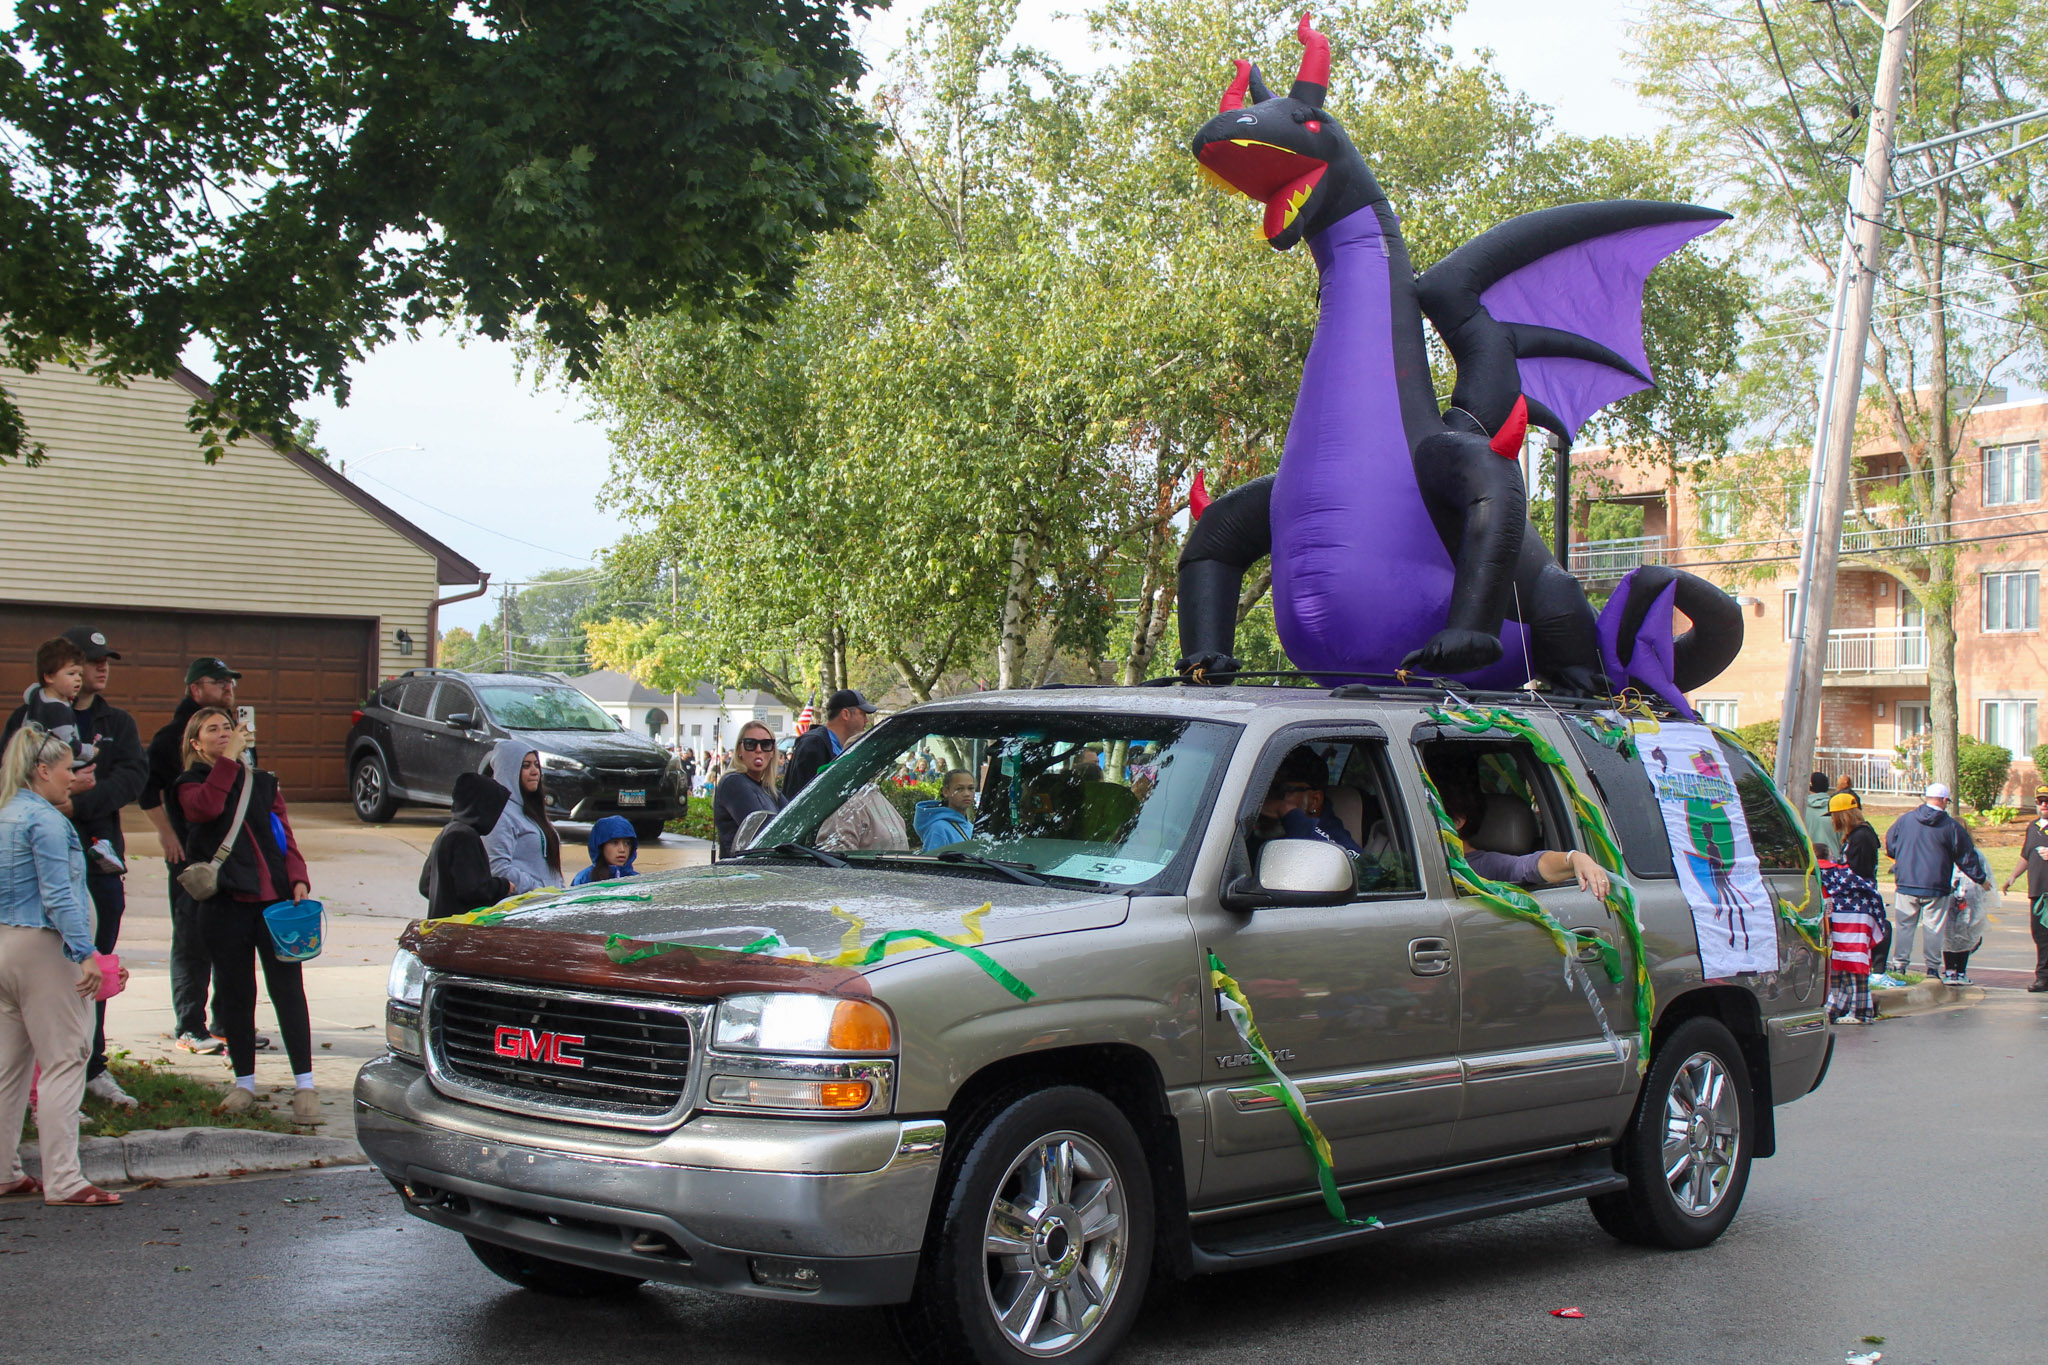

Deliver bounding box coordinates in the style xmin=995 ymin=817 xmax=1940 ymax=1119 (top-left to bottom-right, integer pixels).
xmin=1923 ymin=782 xmax=1951 ymax=800
xmin=1828 ymin=792 xmax=1860 ymax=813
xmin=60 ymin=626 xmax=119 ymax=660
xmin=185 ymin=657 xmax=243 ymax=685
xmin=2034 ymin=785 xmax=2048 ymax=801
xmin=826 ymin=688 xmax=878 ymax=717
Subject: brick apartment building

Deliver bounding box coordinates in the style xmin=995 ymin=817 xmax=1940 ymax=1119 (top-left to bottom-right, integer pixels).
xmin=1571 ymin=392 xmax=2048 ymax=802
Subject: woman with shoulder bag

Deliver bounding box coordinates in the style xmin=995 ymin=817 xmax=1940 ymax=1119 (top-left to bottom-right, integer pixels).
xmin=168 ymin=708 xmax=317 ymax=1121
xmin=0 ymin=725 xmax=119 ymax=1205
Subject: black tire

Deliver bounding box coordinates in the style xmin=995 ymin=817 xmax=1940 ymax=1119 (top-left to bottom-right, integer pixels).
xmin=1589 ymin=1016 xmax=1755 ymax=1250
xmin=351 ymin=752 xmax=398 ymax=823
xmin=890 ymin=1085 xmax=1154 ymax=1365
xmin=631 ymin=818 xmax=668 ymax=843
xmin=463 ymin=1235 xmax=646 ymax=1298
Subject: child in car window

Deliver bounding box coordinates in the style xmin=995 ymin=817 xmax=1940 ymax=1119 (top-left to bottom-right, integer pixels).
xmin=571 ymin=815 xmax=639 ymax=885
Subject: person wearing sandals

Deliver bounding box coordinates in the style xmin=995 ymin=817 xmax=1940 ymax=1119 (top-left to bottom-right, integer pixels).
xmin=0 ymin=725 xmax=121 ymax=1205
xmin=168 ymin=708 xmax=319 ymax=1123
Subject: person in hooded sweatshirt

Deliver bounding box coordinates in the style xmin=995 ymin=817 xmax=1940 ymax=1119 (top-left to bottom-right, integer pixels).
xmin=572 ymin=814 xmax=640 ymax=886
xmin=420 ymin=772 xmax=515 ymax=919
xmin=1883 ymin=782 xmax=1988 ymax=980
xmin=914 ymin=769 xmax=977 ymax=851
xmin=1803 ymin=772 xmax=1835 ymax=860
xmin=482 ymin=739 xmax=563 ymax=895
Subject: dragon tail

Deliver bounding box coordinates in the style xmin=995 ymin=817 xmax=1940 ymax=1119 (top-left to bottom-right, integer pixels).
xmin=1597 ymin=567 xmax=1744 ymax=719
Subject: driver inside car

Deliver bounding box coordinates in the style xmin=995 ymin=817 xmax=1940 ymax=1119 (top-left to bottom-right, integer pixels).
xmin=1256 ymin=751 xmax=1364 ymax=856
xmin=1427 ymin=756 xmax=1610 ymax=899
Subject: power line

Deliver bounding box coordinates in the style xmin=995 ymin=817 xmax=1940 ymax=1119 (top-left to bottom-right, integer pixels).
xmin=351 ymin=470 xmax=596 ymax=561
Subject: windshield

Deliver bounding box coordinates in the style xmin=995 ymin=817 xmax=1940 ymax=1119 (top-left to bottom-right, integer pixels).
xmin=755 ymin=711 xmax=1236 ymax=892
xmin=474 ymin=682 xmax=619 ymax=733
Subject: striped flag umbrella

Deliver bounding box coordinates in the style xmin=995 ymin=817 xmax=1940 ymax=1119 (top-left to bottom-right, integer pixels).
xmin=797 ymin=704 xmax=817 ymax=733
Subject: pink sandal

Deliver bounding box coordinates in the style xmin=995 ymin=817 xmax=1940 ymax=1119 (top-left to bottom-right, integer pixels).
xmin=0 ymin=1176 xmax=41 ymax=1197
xmin=46 ymin=1184 xmax=121 ymax=1207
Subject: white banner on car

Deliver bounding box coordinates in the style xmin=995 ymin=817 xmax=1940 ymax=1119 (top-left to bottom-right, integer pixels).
xmin=1629 ymin=719 xmax=1778 ymax=977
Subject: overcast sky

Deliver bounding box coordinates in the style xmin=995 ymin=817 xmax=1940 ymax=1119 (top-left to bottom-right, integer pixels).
xmin=267 ymin=0 xmax=1660 ymax=633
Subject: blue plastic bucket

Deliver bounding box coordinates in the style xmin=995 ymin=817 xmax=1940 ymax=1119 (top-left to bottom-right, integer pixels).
xmin=262 ymin=899 xmax=325 ymax=962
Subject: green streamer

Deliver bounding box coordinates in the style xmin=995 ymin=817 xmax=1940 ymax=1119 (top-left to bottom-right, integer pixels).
xmin=601 ymin=928 xmax=1037 ymax=1001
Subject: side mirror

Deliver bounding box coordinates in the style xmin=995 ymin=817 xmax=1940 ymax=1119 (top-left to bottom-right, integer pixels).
xmin=1222 ymin=838 xmax=1355 ymax=911
xmin=733 ymin=810 xmax=775 ymax=852
xmin=446 ymin=713 xmax=475 ymax=730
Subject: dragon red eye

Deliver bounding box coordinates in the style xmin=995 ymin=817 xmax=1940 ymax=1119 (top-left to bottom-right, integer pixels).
xmin=1306 ymin=120 xmax=1322 ymax=132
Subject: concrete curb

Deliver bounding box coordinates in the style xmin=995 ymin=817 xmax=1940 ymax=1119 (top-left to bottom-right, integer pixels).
xmin=19 ymin=1125 xmax=365 ymax=1187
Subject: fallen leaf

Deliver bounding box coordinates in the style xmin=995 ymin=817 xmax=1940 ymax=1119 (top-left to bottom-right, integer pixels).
xmin=1860 ymin=1338 xmax=1885 ymax=1346
xmin=173 ymin=1266 xmax=192 ymax=1273
xmin=1550 ymin=1308 xmax=1586 ymax=1319
xmin=143 ymin=1240 xmax=181 ymax=1246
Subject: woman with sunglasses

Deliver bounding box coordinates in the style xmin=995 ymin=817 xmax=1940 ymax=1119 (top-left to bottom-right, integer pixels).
xmin=0 ymin=724 xmax=119 ymax=1206
xmin=714 ymin=721 xmax=784 ymax=858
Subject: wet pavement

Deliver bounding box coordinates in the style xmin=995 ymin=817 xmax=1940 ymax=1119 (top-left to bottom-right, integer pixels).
xmin=7 ymin=990 xmax=2044 ymax=1364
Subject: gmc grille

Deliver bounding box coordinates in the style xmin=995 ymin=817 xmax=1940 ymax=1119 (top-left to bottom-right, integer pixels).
xmin=426 ymin=978 xmax=696 ymax=1123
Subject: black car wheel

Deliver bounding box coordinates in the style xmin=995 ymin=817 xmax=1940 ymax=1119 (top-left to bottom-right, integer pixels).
xmin=1589 ymin=1016 xmax=1754 ymax=1250
xmin=351 ymin=752 xmax=398 ymax=823
xmin=630 ymin=818 xmax=668 ymax=843
xmin=890 ymin=1085 xmax=1153 ymax=1365
xmin=463 ymin=1236 xmax=645 ymax=1298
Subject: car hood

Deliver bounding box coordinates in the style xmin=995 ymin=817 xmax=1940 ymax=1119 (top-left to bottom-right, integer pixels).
xmin=512 ymin=728 xmax=671 ymax=767
xmin=404 ymin=862 xmax=1129 ymax=997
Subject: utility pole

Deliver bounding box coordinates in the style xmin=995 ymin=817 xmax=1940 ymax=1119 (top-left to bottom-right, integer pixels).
xmin=499 ymin=580 xmax=513 ymax=674
xmin=670 ymin=560 xmax=681 ymax=752
xmin=1774 ymin=0 xmax=1917 ymax=797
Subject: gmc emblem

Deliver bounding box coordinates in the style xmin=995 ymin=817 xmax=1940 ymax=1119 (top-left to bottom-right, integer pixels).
xmin=493 ymin=1025 xmax=586 ymax=1069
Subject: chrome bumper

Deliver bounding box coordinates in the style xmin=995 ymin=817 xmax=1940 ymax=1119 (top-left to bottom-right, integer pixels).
xmin=353 ymin=1056 xmax=943 ymax=1305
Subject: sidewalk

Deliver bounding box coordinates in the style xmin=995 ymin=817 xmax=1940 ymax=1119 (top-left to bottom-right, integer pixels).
xmin=82 ymin=803 xmax=711 ymax=1163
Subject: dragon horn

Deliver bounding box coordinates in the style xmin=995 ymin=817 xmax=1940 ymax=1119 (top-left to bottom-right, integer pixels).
xmin=1247 ymin=64 xmax=1276 ymax=103
xmin=1219 ymin=59 xmax=1252 ymax=111
xmin=1291 ymin=12 xmax=1330 ymax=105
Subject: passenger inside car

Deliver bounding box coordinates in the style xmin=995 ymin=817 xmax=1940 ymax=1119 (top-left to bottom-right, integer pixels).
xmin=1422 ymin=749 xmax=1610 ymax=897
xmin=1250 ymin=745 xmax=1416 ymax=893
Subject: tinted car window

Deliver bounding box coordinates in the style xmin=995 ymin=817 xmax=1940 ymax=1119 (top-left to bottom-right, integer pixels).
xmin=376 ymin=679 xmax=406 ymax=709
xmin=1562 ymin=721 xmax=1676 ymax=878
xmin=397 ymin=679 xmax=437 ymax=718
xmin=1718 ymin=739 xmax=1808 ymax=872
xmin=431 ymin=684 xmax=476 ymax=724
xmin=474 ymin=682 xmax=617 ymax=732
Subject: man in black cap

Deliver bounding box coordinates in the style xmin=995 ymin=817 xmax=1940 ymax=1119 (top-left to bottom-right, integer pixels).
xmin=3 ymin=627 xmax=151 ymax=1105
xmin=2002 ymin=785 xmax=2048 ymax=993
xmin=781 ymin=688 xmax=878 ymax=802
xmin=139 ymin=656 xmax=244 ymax=1053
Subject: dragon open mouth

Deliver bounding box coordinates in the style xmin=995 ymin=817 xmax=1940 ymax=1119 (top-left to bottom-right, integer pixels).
xmin=1197 ymin=138 xmax=1328 ymax=239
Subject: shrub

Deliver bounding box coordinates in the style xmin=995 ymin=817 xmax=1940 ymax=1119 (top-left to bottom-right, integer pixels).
xmin=1732 ymin=719 xmax=1778 ymax=768
xmin=881 ymin=781 xmax=939 ymax=828
xmin=1955 ymin=734 xmax=2012 ymax=811
xmin=2032 ymin=742 xmax=2048 ymax=782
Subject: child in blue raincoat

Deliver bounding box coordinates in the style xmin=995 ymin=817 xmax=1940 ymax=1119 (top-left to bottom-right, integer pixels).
xmin=571 ymin=815 xmax=640 ymax=885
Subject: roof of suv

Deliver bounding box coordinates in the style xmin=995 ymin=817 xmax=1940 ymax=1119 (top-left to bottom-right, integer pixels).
xmin=911 ymin=682 xmax=1638 ymax=722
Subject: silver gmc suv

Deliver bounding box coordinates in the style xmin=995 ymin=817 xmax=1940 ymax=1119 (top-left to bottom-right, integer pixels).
xmin=355 ymin=684 xmax=1831 ymax=1365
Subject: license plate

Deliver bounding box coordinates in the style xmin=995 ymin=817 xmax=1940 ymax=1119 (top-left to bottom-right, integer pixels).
xmin=618 ymin=789 xmax=646 ymax=807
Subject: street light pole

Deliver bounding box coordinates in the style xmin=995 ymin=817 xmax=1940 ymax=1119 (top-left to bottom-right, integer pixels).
xmin=1774 ymin=0 xmax=1917 ymax=797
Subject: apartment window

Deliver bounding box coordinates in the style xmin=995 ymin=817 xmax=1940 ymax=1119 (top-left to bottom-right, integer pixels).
xmin=1983 ymin=441 xmax=2040 ymax=507
xmin=1982 ymin=571 xmax=2040 ymax=633
xmin=1896 ymin=703 xmax=1928 ymax=738
xmin=1698 ymin=488 xmax=1736 ymax=538
xmin=1698 ymin=699 xmax=1739 ymax=728
xmin=1980 ymin=699 xmax=2038 ymax=754
xmin=1782 ymin=588 xmax=1800 ymax=641
xmin=1784 ymin=483 xmax=1808 ymax=533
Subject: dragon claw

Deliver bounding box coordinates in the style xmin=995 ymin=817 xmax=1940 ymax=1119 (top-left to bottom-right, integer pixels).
xmin=1400 ymin=629 xmax=1503 ymax=675
xmin=1176 ymin=652 xmax=1243 ymax=684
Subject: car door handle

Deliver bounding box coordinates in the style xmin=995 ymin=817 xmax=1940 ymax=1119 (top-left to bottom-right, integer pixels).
xmin=1575 ymin=929 xmax=1611 ymax=964
xmin=1408 ymin=937 xmax=1452 ymax=976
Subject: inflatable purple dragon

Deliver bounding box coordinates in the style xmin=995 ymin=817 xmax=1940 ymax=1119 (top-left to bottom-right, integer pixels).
xmin=1175 ymin=14 xmax=1743 ymax=713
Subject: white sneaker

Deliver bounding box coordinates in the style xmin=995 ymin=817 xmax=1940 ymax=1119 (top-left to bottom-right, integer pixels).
xmin=85 ymin=1073 xmax=139 ymax=1110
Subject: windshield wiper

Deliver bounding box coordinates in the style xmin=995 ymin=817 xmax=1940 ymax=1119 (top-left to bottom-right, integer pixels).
xmin=730 ymin=842 xmax=850 ymax=869
xmin=934 ymin=851 xmax=1047 ymax=887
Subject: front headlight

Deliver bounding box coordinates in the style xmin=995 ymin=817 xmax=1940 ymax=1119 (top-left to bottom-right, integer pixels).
xmin=537 ymin=751 xmax=586 ymax=772
xmin=712 ymin=993 xmax=893 ymax=1053
xmin=385 ymin=949 xmax=426 ymax=1061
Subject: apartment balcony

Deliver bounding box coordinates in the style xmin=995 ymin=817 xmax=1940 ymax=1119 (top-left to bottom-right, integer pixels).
xmin=1820 ymin=627 xmax=1928 ymax=686
xmin=1567 ymin=535 xmax=1665 ymax=581
xmin=1841 ymin=520 xmax=1934 ymax=553
xmin=1815 ymin=746 xmax=1924 ymax=799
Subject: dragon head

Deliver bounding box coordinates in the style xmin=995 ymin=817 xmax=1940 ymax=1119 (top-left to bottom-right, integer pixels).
xmin=1189 ymin=13 xmax=1382 ymax=251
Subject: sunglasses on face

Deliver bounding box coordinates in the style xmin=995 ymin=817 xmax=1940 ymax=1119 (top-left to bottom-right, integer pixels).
xmin=739 ymin=737 xmax=775 ymax=752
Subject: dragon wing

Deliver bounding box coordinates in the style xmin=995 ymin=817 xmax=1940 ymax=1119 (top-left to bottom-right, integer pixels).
xmin=1415 ymin=202 xmax=1729 ymax=449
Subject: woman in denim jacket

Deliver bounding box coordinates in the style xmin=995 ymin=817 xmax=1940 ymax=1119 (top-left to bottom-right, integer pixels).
xmin=0 ymin=725 xmax=118 ymax=1206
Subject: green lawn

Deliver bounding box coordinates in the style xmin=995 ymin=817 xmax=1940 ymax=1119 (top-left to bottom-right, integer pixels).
xmin=24 ymin=1058 xmax=302 ymax=1141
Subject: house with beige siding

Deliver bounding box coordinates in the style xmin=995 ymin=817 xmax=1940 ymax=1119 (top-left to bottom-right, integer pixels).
xmin=0 ymin=363 xmax=485 ymax=799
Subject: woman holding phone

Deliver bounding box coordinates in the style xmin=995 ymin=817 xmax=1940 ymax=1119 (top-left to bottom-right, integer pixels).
xmin=713 ymin=721 xmax=784 ymax=858
xmin=0 ymin=724 xmax=119 ymax=1206
xmin=169 ymin=708 xmax=317 ymax=1122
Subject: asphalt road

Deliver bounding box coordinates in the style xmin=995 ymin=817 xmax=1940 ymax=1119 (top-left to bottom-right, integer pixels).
xmin=7 ymin=993 xmax=2044 ymax=1365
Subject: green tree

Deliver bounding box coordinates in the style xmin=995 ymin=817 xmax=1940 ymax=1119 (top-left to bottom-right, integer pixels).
xmin=0 ymin=0 xmax=883 ymax=465
xmin=1636 ymin=0 xmax=2048 ymax=796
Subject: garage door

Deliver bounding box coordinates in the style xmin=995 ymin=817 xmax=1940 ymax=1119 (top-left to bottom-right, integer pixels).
xmin=0 ymin=604 xmax=373 ymax=801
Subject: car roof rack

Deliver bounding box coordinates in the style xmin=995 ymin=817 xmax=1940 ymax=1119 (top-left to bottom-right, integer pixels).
xmin=1128 ymin=670 xmax=1662 ymax=715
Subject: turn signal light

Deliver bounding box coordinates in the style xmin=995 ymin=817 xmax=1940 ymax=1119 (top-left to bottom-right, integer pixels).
xmin=818 ymin=1081 xmax=873 ymax=1109
xmin=828 ymin=999 xmax=893 ymax=1052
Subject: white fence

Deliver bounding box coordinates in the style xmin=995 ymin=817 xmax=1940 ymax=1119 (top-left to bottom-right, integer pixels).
xmin=1815 ymin=746 xmax=1924 ymax=797
xmin=1823 ymin=627 xmax=1927 ymax=675
xmin=1567 ymin=535 xmax=1665 ymax=577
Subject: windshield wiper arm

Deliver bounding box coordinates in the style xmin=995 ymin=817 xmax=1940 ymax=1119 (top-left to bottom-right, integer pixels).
xmin=731 ymin=842 xmax=850 ymax=869
xmin=934 ymin=851 xmax=1046 ymax=886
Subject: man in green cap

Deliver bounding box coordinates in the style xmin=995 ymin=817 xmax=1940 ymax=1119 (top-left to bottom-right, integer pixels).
xmin=2001 ymin=785 xmax=2048 ymax=993
xmin=139 ymin=657 xmax=247 ymax=1052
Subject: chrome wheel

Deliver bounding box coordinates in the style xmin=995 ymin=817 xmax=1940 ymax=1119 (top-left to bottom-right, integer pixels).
xmin=981 ymin=1130 xmax=1127 ymax=1357
xmin=1662 ymin=1049 xmax=1740 ymax=1216
xmin=353 ymin=762 xmax=382 ymax=811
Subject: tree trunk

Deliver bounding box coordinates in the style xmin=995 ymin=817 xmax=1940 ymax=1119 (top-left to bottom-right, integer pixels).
xmin=997 ymin=524 xmax=1044 ymax=691
xmin=1927 ymin=604 xmax=1960 ymax=796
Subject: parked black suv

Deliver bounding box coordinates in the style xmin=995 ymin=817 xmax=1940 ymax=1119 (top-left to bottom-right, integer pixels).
xmin=346 ymin=669 xmax=685 ymax=839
